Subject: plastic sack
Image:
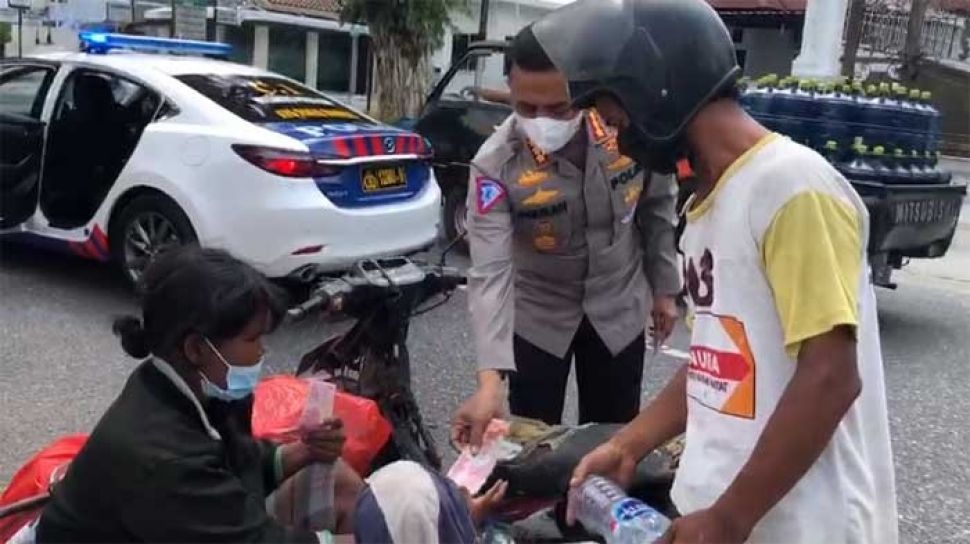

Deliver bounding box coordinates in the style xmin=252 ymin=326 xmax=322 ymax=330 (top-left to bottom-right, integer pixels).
xmin=0 ymin=434 xmax=88 ymax=542
xmin=252 ymin=375 xmax=392 ymax=475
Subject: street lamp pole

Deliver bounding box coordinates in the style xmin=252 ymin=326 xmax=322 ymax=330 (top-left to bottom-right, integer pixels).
xmin=478 ymin=0 xmax=489 ymax=40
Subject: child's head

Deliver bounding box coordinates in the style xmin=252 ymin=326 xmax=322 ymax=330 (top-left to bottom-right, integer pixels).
xmin=113 ymin=246 xmax=286 ymax=390
xmin=354 ymin=461 xmax=479 ymax=543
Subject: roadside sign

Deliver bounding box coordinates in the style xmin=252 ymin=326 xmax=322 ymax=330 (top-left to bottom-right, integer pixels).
xmin=173 ymin=0 xmax=208 ymax=41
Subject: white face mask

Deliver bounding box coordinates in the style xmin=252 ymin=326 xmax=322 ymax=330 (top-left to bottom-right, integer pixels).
xmin=516 ymin=111 xmax=583 ymax=153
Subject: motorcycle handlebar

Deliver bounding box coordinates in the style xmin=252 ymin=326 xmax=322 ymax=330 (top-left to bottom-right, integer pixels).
xmin=287 ymin=260 xmax=465 ymax=321
xmin=287 ymin=292 xmax=329 ymax=320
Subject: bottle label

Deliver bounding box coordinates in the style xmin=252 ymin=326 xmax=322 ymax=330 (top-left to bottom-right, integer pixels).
xmin=612 ymin=498 xmax=652 ymax=522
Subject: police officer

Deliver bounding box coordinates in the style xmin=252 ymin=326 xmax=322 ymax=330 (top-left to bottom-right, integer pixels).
xmin=450 ymin=26 xmax=681 ymax=449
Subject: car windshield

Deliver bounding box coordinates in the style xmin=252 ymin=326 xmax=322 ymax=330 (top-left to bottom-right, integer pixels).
xmin=176 ymin=74 xmax=367 ymax=124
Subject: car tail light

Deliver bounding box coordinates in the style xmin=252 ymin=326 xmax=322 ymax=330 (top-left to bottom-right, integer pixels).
xmin=232 ymin=145 xmax=342 ymax=178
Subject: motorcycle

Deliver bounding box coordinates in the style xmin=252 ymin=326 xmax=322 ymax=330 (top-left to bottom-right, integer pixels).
xmin=287 ymin=251 xmax=682 ymax=541
xmin=289 ymin=254 xmax=467 ymax=470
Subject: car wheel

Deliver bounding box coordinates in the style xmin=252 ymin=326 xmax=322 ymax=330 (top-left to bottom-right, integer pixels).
xmin=111 ymin=194 xmax=197 ymax=286
xmin=442 ymin=186 xmax=469 ymax=253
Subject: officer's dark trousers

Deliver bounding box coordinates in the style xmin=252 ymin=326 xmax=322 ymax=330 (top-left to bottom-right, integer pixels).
xmin=509 ymin=317 xmax=645 ymax=426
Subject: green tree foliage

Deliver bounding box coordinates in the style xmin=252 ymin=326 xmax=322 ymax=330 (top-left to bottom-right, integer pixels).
xmin=339 ymin=0 xmax=465 ymax=120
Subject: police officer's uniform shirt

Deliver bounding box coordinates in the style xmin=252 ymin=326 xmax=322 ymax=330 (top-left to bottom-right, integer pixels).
xmin=674 ymin=133 xmax=898 ymax=543
xmin=466 ymin=111 xmax=679 ymax=372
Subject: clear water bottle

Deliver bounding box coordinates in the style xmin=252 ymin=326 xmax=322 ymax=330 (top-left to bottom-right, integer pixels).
xmin=569 ymin=476 xmax=671 ymax=544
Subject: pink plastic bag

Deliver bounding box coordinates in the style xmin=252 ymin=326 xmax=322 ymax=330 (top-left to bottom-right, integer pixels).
xmin=252 ymin=375 xmax=392 ymax=475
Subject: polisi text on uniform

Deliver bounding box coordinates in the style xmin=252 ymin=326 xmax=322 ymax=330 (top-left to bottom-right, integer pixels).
xmin=610 ymin=163 xmax=643 ymax=189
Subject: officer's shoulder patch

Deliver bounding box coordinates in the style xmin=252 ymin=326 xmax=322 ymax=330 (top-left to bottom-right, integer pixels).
xmin=475 ymin=177 xmax=507 ymax=214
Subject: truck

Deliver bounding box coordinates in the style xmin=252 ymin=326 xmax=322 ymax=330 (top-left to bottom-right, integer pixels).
xmin=413 ymin=41 xmax=967 ymax=288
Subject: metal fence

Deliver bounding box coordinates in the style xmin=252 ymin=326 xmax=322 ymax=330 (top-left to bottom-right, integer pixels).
xmin=857 ymin=9 xmax=967 ymax=60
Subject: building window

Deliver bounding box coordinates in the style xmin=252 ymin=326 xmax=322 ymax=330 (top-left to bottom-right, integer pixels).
xmin=317 ymin=29 xmax=351 ymax=92
xmin=730 ymin=27 xmax=744 ymax=44
xmin=356 ymin=35 xmax=372 ymax=95
xmin=451 ymin=33 xmax=480 ymax=71
xmin=222 ymin=23 xmax=253 ymax=66
xmin=735 ymin=49 xmax=747 ymax=71
xmin=268 ymin=23 xmax=306 ymax=82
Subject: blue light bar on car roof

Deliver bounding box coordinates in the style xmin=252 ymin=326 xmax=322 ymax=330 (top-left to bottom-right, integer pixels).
xmin=79 ymin=32 xmax=232 ymax=58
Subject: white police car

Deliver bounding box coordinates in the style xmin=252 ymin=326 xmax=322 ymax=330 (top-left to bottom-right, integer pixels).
xmin=0 ymin=33 xmax=440 ymax=284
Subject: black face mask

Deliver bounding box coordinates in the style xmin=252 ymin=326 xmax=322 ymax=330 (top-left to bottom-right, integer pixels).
xmin=617 ymin=125 xmax=681 ymax=175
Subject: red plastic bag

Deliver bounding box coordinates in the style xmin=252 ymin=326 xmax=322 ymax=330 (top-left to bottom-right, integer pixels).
xmin=252 ymin=375 xmax=392 ymax=475
xmin=0 ymin=434 xmax=87 ymax=542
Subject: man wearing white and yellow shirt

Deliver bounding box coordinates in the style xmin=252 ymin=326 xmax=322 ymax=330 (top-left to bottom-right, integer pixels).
xmin=535 ymin=1 xmax=899 ymax=542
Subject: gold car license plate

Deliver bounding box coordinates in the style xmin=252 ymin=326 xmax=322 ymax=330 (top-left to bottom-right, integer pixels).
xmin=361 ymin=166 xmax=407 ymax=193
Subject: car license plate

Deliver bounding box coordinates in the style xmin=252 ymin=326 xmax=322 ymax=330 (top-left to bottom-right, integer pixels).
xmin=892 ymin=198 xmax=961 ymax=226
xmin=361 ymin=166 xmax=406 ymax=193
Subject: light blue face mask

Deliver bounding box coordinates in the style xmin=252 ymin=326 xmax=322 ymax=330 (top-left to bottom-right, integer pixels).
xmin=199 ymin=337 xmax=264 ymax=401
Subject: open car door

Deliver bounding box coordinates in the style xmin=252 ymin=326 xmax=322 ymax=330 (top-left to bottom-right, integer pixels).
xmin=414 ymin=42 xmax=513 ymax=245
xmin=0 ymin=64 xmax=56 ymax=229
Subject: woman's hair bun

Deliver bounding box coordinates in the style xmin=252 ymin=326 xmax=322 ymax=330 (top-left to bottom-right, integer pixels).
xmin=112 ymin=316 xmax=150 ymax=359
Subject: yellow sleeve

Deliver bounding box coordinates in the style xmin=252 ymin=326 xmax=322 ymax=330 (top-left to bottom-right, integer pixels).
xmin=761 ymin=191 xmax=862 ymax=359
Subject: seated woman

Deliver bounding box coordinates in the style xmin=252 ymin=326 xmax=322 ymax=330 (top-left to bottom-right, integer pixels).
xmin=35 ymin=246 xmax=362 ymax=542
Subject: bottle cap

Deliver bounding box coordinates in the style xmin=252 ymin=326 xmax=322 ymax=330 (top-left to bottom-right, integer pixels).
xmin=866 ymin=84 xmax=878 ymax=95
xmin=858 ymin=144 xmax=869 ymax=154
xmin=853 ymin=136 xmax=865 ymax=146
xmin=921 ymin=90 xmax=932 ymax=101
xmin=873 ymin=145 xmax=886 ymax=155
xmin=894 ymin=148 xmax=905 ymax=157
xmin=824 ymin=140 xmax=838 ymax=150
xmin=909 ymin=89 xmax=921 ymax=99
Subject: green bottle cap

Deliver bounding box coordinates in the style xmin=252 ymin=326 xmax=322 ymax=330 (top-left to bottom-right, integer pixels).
xmin=894 ymin=148 xmax=905 ymax=157
xmin=909 ymin=89 xmax=921 ymax=99
xmin=857 ymin=144 xmax=869 ymax=154
xmin=921 ymin=90 xmax=932 ymax=101
xmin=873 ymin=145 xmax=886 ymax=155
xmin=866 ymin=84 xmax=879 ymax=95
xmin=824 ymin=140 xmax=838 ymax=151
xmin=853 ymin=136 xmax=865 ymax=146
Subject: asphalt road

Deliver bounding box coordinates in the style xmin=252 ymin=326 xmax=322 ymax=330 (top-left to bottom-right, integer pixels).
xmin=1 ymin=235 xmax=969 ymax=542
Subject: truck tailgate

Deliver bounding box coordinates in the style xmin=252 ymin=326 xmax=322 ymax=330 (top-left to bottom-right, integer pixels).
xmin=852 ymin=180 xmax=967 ymax=257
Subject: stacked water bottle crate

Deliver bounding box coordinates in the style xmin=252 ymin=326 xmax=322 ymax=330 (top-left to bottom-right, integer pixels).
xmin=740 ymin=75 xmax=950 ymax=184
